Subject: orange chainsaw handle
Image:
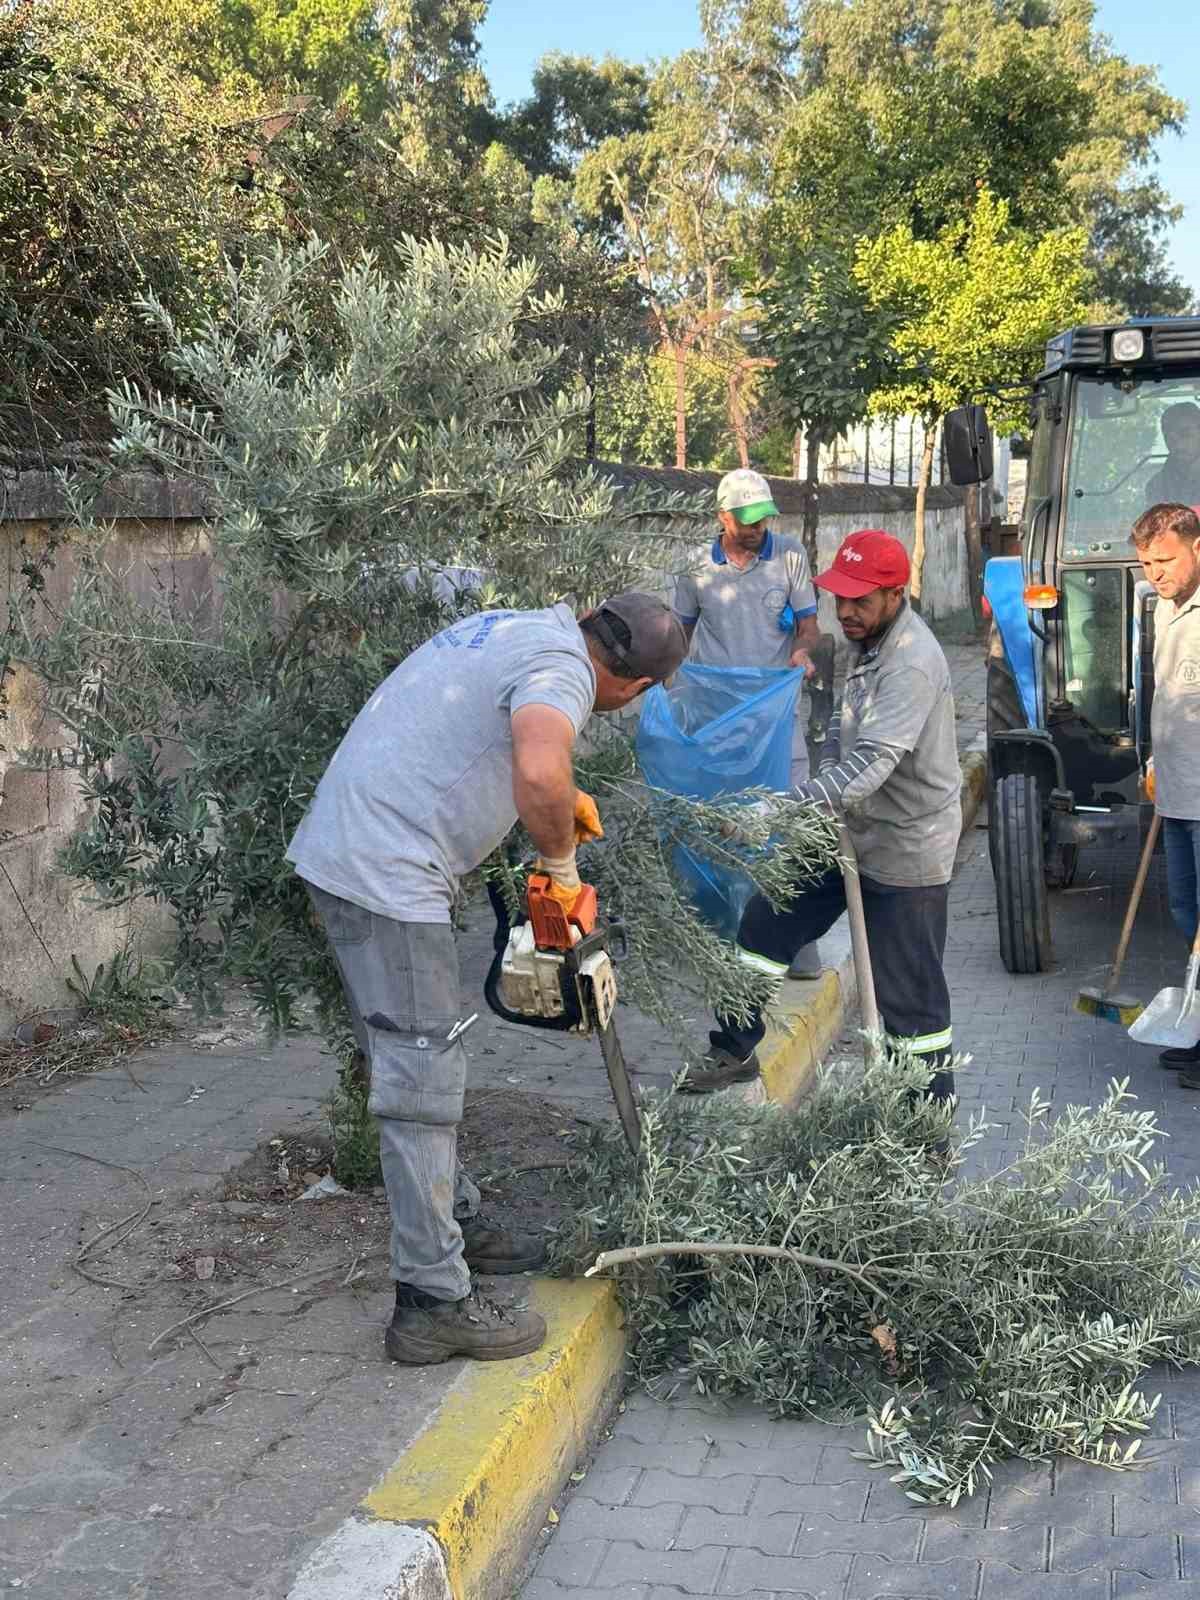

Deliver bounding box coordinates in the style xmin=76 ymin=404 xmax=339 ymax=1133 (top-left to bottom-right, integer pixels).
xmin=526 ymin=872 xmax=598 ymax=951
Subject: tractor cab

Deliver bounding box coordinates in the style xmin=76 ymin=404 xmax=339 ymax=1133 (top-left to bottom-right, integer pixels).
xmin=947 ymin=316 xmax=1200 ymax=973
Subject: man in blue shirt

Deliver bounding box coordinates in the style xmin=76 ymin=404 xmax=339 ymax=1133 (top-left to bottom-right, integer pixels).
xmin=672 ymin=468 xmax=823 ymax=974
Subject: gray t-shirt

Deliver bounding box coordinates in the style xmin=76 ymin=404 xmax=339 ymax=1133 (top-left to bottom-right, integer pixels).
xmin=1153 ymin=591 xmax=1200 ymax=821
xmin=286 ymin=603 xmax=596 ymax=921
xmin=839 ymin=604 xmax=961 ymax=886
xmin=672 ymin=532 xmax=817 ymax=669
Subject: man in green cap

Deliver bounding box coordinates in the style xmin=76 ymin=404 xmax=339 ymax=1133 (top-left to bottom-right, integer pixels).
xmin=672 ymin=467 xmax=823 ymax=977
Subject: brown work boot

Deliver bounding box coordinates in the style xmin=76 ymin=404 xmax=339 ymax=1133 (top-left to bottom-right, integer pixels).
xmin=386 ymin=1285 xmax=547 ymax=1365
xmin=461 ymin=1217 xmax=546 ymax=1274
xmin=677 ymin=1045 xmax=760 ymax=1095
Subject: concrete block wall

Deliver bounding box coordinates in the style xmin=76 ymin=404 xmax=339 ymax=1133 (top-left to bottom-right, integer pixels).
xmin=597 ymin=467 xmax=971 ymax=626
xmin=0 ymin=488 xmax=211 ymax=1032
xmin=0 ymin=465 xmax=969 ymax=1031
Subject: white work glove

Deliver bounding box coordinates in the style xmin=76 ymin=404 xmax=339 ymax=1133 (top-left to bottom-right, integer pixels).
xmin=717 ymin=799 xmax=772 ymax=846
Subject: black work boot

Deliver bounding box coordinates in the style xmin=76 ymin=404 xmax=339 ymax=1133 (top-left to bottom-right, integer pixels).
xmin=1161 ymin=1043 xmax=1200 ymax=1070
xmin=678 ymin=1045 xmax=760 ymax=1094
xmin=386 ymin=1283 xmax=547 ymax=1365
xmin=460 ymin=1217 xmax=546 ymax=1274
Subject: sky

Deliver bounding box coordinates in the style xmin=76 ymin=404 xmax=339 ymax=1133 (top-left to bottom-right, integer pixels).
xmin=478 ymin=0 xmax=1199 ymax=298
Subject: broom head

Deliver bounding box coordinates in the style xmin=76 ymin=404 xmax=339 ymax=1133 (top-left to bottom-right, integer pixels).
xmin=1075 ymin=987 xmax=1143 ymax=1026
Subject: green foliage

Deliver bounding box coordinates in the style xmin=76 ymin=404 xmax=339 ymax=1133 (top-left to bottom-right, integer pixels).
xmin=498 ymin=53 xmax=652 ymax=186
xmin=66 ymin=945 xmax=169 ymax=1035
xmin=330 ymin=1059 xmax=383 ymax=1188
xmin=595 ymin=348 xmax=738 ymax=469
xmin=556 ymin=1066 xmax=1200 ymax=1505
xmin=775 ymin=11 xmax=1087 ymax=243
xmin=757 ymin=242 xmax=900 ymax=443
xmin=51 ymin=0 xmax=388 ymax=112
xmin=382 ymin=0 xmax=493 ymax=166
xmin=216 ymin=0 xmax=388 ymax=112
xmin=759 ymin=0 xmax=1184 ymax=456
xmin=853 ymin=187 xmax=1090 ymax=432
xmin=0 ymin=4 xmax=260 ymax=449
xmin=0 ymin=3 xmax=637 ymax=458
xmin=574 ymin=1 xmax=795 ymax=466
xmin=772 ymin=0 xmax=1190 ymax=317
xmin=6 ymin=237 xmax=837 ymax=1080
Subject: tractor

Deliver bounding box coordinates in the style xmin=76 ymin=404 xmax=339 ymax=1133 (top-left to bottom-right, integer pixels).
xmin=946 ymin=316 xmax=1200 ymax=973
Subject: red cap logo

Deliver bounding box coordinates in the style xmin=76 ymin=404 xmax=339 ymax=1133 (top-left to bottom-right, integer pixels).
xmin=814 ymin=529 xmax=911 ymax=599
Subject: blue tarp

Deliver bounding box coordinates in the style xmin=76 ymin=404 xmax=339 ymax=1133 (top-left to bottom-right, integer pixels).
xmin=636 ymin=663 xmax=802 ymax=938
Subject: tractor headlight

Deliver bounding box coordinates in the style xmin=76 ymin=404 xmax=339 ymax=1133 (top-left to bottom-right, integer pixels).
xmin=1112 ymin=328 xmax=1145 ymax=363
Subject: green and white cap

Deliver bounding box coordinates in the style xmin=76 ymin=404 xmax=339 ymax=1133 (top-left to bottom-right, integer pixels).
xmin=716 ymin=467 xmax=779 ymax=526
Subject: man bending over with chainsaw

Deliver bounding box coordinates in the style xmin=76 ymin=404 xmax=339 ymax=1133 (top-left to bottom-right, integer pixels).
xmin=287 ymin=595 xmax=687 ymax=1365
xmin=682 ymin=531 xmax=961 ymax=1109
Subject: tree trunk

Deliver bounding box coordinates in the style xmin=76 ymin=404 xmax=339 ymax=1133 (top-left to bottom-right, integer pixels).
xmin=802 ymin=424 xmax=823 ymax=576
xmin=727 ymin=367 xmax=750 ymax=468
xmin=673 ymin=342 xmax=688 ymax=468
xmin=963 ymin=479 xmax=986 ymax=630
xmin=911 ymin=419 xmax=939 ymax=613
xmin=584 ymin=348 xmax=597 ymax=459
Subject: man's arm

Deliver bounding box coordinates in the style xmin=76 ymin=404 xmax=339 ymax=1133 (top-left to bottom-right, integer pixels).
xmin=789 ymin=612 xmax=820 ymax=674
xmin=671 ymin=572 xmax=700 ymax=650
xmin=511 ymin=704 xmax=577 ymax=860
xmin=796 ymin=664 xmax=939 ymax=809
xmin=787 ymin=549 xmax=820 ymax=674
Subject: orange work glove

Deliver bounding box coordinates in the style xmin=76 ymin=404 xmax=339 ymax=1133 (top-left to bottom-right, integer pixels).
xmin=535 ymin=849 xmax=582 ymax=913
xmin=1143 ymin=759 xmax=1156 ymax=804
xmin=574 ymin=789 xmax=604 ymax=844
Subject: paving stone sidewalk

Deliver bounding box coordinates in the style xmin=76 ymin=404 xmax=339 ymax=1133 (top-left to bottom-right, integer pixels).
xmin=0 ymin=633 xmax=991 ymax=1598
xmin=0 ymin=911 xmax=693 ymax=1599
xmin=522 ymin=771 xmax=1200 ymax=1600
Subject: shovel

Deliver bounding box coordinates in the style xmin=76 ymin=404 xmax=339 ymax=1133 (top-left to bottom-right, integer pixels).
xmin=1128 ymin=920 xmax=1200 ymax=1050
xmin=839 ymin=824 xmax=883 ymax=1068
xmin=1075 ymin=812 xmax=1160 ymax=1026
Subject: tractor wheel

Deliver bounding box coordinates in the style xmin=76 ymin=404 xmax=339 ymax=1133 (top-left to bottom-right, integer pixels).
xmin=990 ymin=772 xmax=1052 ymax=974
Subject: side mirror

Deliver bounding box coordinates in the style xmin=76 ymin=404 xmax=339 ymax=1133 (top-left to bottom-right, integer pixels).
xmin=944 ymin=404 xmax=994 ymax=486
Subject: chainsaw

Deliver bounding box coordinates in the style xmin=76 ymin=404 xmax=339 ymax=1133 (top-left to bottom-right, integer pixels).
xmin=483 ymin=872 xmax=641 ymax=1154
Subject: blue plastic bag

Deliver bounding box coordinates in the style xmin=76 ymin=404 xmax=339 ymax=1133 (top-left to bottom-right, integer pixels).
xmin=636 ymin=663 xmax=803 ymax=937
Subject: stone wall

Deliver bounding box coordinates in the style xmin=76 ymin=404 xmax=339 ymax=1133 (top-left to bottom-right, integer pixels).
xmin=0 ymin=465 xmax=969 ymax=1030
xmin=594 ymin=465 xmax=971 ymax=625
xmin=0 ymin=475 xmax=212 ymax=1031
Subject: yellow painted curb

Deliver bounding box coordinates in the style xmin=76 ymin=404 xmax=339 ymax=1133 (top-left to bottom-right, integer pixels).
xmin=363 ymin=1277 xmax=625 ymax=1600
xmin=756 ymin=964 xmax=848 ymax=1108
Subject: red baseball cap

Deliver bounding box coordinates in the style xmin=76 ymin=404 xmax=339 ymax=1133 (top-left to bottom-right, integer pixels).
xmin=814 ymin=529 xmax=911 ymax=599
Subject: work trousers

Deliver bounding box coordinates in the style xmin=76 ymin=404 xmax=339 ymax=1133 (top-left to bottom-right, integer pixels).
xmin=307 ymin=884 xmax=479 ymax=1302
xmin=1163 ymin=817 xmax=1200 ymax=943
xmin=714 ymin=866 xmax=954 ymax=1100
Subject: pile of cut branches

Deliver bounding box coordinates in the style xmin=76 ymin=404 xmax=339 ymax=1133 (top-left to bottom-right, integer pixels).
xmin=555 ymin=1059 xmax=1200 ymax=1505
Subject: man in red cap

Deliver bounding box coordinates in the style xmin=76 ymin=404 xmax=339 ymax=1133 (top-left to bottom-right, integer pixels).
xmin=682 ymin=530 xmax=961 ymax=1115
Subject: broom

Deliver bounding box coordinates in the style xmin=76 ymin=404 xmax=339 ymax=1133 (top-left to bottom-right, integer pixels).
xmin=1075 ymin=812 xmax=1160 ymax=1025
